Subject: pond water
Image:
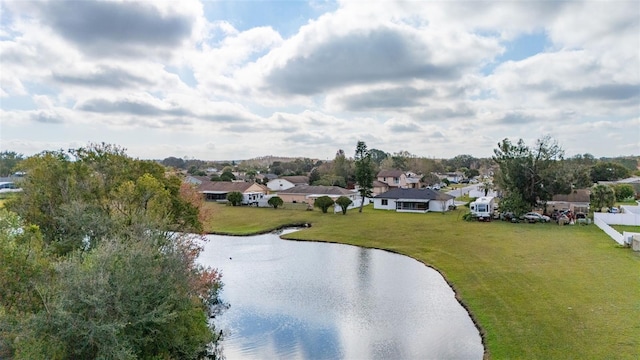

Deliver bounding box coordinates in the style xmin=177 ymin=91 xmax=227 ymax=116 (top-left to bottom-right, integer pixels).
xmin=198 ymin=229 xmax=483 ymax=359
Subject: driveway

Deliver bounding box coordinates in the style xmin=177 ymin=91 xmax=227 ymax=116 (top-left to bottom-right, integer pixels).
xmin=446 ymin=184 xmax=479 ymax=197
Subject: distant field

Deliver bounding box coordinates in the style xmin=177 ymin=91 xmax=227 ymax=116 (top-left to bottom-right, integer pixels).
xmin=204 ymin=203 xmax=640 ymax=359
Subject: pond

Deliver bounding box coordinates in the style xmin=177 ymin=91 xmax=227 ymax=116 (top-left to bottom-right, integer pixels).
xmin=198 ymin=229 xmax=483 ymax=359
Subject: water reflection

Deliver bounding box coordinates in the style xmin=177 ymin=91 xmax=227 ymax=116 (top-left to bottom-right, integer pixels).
xmin=198 ymin=230 xmax=483 ymax=359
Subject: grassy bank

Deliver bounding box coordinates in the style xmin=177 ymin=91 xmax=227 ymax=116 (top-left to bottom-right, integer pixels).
xmin=204 ymin=203 xmax=640 ymax=359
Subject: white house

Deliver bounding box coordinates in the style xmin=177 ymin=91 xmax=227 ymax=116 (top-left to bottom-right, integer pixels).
xmin=277 ymin=185 xmax=361 ymax=207
xmin=373 ymin=188 xmax=455 ymax=213
xmin=266 ymin=178 xmax=296 ymax=191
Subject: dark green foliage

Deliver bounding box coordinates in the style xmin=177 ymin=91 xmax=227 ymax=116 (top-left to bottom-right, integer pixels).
xmin=7 ymin=233 xmax=220 ymax=359
xmin=226 ymin=191 xmax=243 ymax=206
xmin=499 ymin=192 xmax=530 ymax=216
xmin=421 ymin=173 xmax=441 ymax=186
xmin=0 ymin=209 xmax=51 ymax=316
xmin=590 ymin=184 xmax=615 ymax=212
xmin=369 ymin=148 xmax=389 ymax=166
xmin=220 ymin=170 xmax=236 ymax=182
xmin=267 ymin=196 xmax=284 ymax=209
xmin=6 ymin=144 xmax=202 ymax=254
xmin=590 ymin=161 xmax=631 ymax=182
xmin=463 ymin=168 xmax=480 ymax=178
xmin=0 ymin=150 xmax=24 ymax=176
xmin=161 ymin=156 xmax=186 ymax=169
xmin=308 ymin=168 xmax=321 ymax=184
xmin=335 ymin=196 xmax=353 ymax=215
xmin=391 ymin=152 xmax=410 ymax=171
xmin=443 ymin=154 xmax=479 ymax=172
xmin=313 ymin=174 xmax=346 ymax=187
xmin=493 ymin=136 xmax=568 ymax=208
xmin=614 ymin=184 xmax=635 ymax=201
xmin=0 ymin=144 xmax=222 ymax=359
xmin=354 ymin=141 xmax=374 ymax=213
xmin=314 ymin=196 xmax=335 ymax=213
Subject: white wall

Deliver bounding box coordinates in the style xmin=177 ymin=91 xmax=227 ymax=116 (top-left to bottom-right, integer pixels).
xmin=372 ymin=198 xmax=396 ymax=210
xmin=429 ymin=199 xmax=455 ymax=212
xmin=594 ymin=212 xmax=640 ymax=226
xmin=267 ymin=179 xmax=295 ymax=191
xmin=594 ymin=217 xmax=625 ymax=245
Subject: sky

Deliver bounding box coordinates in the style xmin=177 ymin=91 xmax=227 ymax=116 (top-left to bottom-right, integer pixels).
xmin=1 ymin=0 xmax=639 ymax=161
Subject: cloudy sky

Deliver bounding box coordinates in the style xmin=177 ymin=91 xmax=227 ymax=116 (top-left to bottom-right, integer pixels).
xmin=1 ymin=0 xmax=638 ymax=161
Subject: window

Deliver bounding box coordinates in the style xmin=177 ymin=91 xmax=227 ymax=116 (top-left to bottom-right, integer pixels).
xmin=394 ymin=177 xmax=399 ymax=184
xmin=381 ymin=199 xmax=388 ymax=206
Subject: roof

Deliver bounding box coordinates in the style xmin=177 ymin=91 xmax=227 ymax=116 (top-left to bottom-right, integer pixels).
xmin=551 ymin=189 xmax=591 ymax=203
xmin=185 ymin=175 xmax=209 ymax=185
xmin=377 ymin=169 xmax=404 ymax=178
xmin=278 ymin=185 xmax=355 ymax=196
xmin=281 ymin=175 xmax=309 ymax=184
xmin=375 ymin=188 xmax=455 ymax=201
xmin=197 ymin=181 xmax=266 ymax=193
xmin=372 ymin=180 xmax=389 ymax=188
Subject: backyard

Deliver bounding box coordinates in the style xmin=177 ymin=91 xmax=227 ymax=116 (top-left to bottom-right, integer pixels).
xmin=204 ymin=203 xmax=640 ymax=359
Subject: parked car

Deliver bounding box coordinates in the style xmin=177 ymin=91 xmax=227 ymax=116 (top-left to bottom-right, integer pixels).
xmin=521 ymin=212 xmax=551 ymax=223
xmin=575 ymin=212 xmax=590 ymax=225
xmin=500 ymin=211 xmax=519 ymax=223
xmin=0 ymin=182 xmax=22 ymax=193
xmin=608 ymin=207 xmax=620 ymax=213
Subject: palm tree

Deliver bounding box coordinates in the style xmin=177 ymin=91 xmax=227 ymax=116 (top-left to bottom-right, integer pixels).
xmin=590 ymin=184 xmax=615 ymax=212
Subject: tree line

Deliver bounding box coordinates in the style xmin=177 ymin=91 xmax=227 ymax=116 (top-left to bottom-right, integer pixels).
xmin=493 ymin=136 xmax=638 ymax=215
xmin=0 ymin=144 xmax=223 ymax=359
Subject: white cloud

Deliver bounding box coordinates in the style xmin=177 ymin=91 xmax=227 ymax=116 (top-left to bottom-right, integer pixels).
xmin=0 ymin=0 xmax=638 ymax=160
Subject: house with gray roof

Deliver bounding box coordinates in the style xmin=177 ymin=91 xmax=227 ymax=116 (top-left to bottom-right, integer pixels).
xmin=373 ymin=188 xmax=455 ymax=213
xmin=276 ymin=185 xmax=361 ymax=208
xmin=185 ymin=175 xmax=268 ymax=204
xmin=377 ymin=169 xmax=422 ymax=189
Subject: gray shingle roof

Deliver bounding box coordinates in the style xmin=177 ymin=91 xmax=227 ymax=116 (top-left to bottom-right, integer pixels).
xmin=197 ymin=181 xmax=266 ymax=193
xmin=374 ymin=188 xmax=454 ymax=201
xmin=278 ymin=185 xmax=354 ymax=195
xmin=377 ymin=169 xmax=404 ymax=177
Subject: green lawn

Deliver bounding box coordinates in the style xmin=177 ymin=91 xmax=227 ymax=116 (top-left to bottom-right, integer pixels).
xmin=612 ymin=225 xmax=640 ymax=233
xmin=204 ymin=203 xmax=640 ymax=359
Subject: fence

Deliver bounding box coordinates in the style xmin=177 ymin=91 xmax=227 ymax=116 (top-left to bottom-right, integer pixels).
xmin=594 ymin=216 xmax=625 ymax=245
xmin=594 ymin=209 xmax=640 ymax=246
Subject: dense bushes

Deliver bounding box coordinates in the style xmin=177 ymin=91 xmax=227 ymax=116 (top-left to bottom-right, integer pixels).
xmin=0 ymin=144 xmax=223 ymax=359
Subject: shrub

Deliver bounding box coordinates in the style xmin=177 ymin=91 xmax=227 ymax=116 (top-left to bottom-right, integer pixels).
xmin=335 ymin=196 xmax=353 ymax=215
xmin=314 ymin=196 xmax=335 ymax=213
xmin=226 ymin=191 xmax=243 ymax=206
xmin=267 ymin=196 xmax=284 ymax=209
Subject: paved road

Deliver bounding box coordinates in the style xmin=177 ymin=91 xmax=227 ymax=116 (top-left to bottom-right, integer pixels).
xmin=446 ymin=184 xmax=480 ymax=206
xmin=446 ymin=184 xmax=479 ymax=197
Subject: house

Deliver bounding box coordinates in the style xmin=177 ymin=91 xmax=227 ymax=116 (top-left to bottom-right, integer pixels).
xmin=187 ymin=176 xmax=268 ymax=204
xmin=371 ymin=180 xmax=390 ymax=196
xmin=276 ymin=185 xmax=361 ymax=207
xmin=404 ymin=172 xmax=422 ymax=189
xmin=266 ymin=178 xmax=296 ymax=192
xmin=281 ymin=175 xmax=309 ymax=186
xmin=377 ymin=169 xmax=406 ymax=188
xmin=438 ymin=172 xmax=464 ymax=183
xmin=255 ymin=173 xmax=278 ymax=183
xmin=373 ymin=188 xmax=455 ymax=213
xmin=547 ymin=189 xmax=591 ymax=213
xmin=599 ymin=176 xmax=640 ymax=194
xmin=185 ymin=175 xmax=210 ymax=185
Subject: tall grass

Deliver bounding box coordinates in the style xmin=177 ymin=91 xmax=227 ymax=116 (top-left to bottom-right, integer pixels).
xmin=204 ymin=203 xmax=640 ymax=359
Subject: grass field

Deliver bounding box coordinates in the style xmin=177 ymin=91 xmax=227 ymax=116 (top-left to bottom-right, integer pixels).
xmin=204 ymin=203 xmax=640 ymax=359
